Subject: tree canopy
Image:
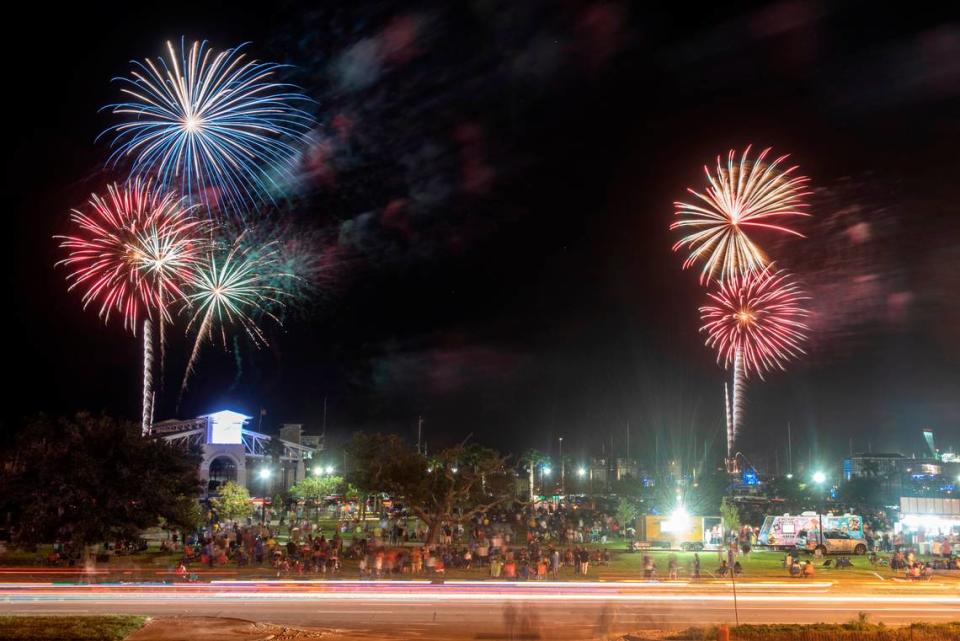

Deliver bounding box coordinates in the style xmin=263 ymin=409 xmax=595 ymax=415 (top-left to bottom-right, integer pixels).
xmin=290 ymin=475 xmax=344 ymax=521
xmin=210 ymin=481 xmax=255 ymax=522
xmin=346 ymin=433 xmax=516 ymax=542
xmin=0 ymin=413 xmax=201 ymax=551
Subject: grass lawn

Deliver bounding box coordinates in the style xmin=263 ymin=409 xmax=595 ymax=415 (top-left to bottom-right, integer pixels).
xmin=597 ymin=548 xmax=887 ymax=580
xmin=4 ymin=532 xmax=958 ymax=585
xmin=0 ymin=616 xmax=146 ymax=641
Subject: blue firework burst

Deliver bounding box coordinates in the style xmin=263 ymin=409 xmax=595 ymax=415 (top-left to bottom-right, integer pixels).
xmin=101 ymin=38 xmax=315 ymax=214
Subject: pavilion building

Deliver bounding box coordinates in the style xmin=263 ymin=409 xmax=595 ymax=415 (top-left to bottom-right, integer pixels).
xmin=149 ymin=410 xmax=322 ymax=497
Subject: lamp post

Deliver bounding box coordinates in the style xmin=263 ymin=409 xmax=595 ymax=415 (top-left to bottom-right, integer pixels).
xmin=541 ymin=466 xmax=551 ymax=497
xmin=559 ymin=437 xmax=564 ymax=496
xmin=812 ymin=471 xmax=827 ymax=550
xmin=259 ymin=467 xmax=272 ymax=526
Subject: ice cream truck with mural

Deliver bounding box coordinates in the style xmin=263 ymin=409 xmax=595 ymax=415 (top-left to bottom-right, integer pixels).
xmin=757 ymin=512 xmax=864 ymax=550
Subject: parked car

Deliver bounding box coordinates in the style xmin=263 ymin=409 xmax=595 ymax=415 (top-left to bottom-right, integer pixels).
xmin=796 ymin=529 xmax=867 ymax=555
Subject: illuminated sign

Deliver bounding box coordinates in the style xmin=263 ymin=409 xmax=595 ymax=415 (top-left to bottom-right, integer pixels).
xmin=203 ymin=410 xmax=250 ymax=445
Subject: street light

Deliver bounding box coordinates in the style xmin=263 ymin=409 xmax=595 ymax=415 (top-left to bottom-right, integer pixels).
xmin=258 ymin=467 xmax=272 ymax=526
xmin=811 ymin=471 xmax=827 ymax=550
xmin=540 ymin=466 xmax=551 ymax=497
xmin=577 ymin=467 xmax=586 ymax=478
xmin=325 ymin=464 xmax=335 ymax=475
xmin=558 ymin=437 xmax=564 ymax=496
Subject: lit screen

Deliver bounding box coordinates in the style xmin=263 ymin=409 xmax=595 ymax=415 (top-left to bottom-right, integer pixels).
xmin=207 ymin=411 xmax=247 ymax=444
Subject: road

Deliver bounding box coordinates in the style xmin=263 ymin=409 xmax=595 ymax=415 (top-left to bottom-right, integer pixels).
xmin=2 ymin=580 xmax=958 ymax=638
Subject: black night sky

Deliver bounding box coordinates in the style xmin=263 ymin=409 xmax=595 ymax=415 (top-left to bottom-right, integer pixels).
xmin=6 ymin=2 xmax=959 ymax=470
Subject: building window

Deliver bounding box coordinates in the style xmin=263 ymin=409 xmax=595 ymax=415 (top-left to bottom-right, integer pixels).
xmin=208 ymin=456 xmax=238 ymax=493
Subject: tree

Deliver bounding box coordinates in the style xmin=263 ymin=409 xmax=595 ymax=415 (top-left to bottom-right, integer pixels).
xmin=161 ymin=496 xmax=204 ymax=539
xmin=0 ymin=413 xmax=201 ymax=553
xmin=519 ymin=449 xmax=550 ymax=502
xmin=720 ymin=496 xmax=741 ymax=533
xmin=272 ymin=492 xmax=288 ymax=524
xmin=211 ymin=481 xmax=254 ymax=522
xmin=346 ymin=433 xmax=515 ymax=543
xmin=616 ymin=496 xmax=639 ymax=534
xmin=290 ymin=475 xmax=344 ymax=522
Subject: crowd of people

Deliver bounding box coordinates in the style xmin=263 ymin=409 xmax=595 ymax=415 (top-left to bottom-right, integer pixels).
xmin=173 ymin=519 xmax=345 ymax=576
xmin=166 ymin=501 xmax=626 ymax=579
xmin=158 ymin=500 xmax=960 ymax=583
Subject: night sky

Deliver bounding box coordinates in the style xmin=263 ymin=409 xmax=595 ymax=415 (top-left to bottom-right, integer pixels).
xmin=6 ymin=1 xmax=959 ymax=471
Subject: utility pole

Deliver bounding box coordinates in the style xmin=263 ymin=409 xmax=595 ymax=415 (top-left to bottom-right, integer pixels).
xmin=626 ymin=421 xmax=630 ymax=461
xmin=787 ymin=422 xmax=793 ymax=476
xmin=417 ymin=416 xmax=423 ymax=455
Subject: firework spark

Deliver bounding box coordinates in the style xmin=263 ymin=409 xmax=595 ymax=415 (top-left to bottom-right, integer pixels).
xmin=101 ymin=39 xmax=315 ymax=214
xmin=218 ymin=216 xmax=328 ymax=316
xmin=699 ymin=265 xmax=810 ymax=380
xmin=56 ymin=178 xmax=205 ymax=331
xmin=672 ymin=146 xmax=811 ymax=283
xmin=179 ymin=232 xmax=292 ymax=401
xmin=57 ymin=178 xmax=204 ymax=432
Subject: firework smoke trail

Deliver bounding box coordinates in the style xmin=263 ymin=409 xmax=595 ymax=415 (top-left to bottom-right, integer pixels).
xmin=731 ymin=347 xmax=745 ymax=457
xmin=671 ymin=146 xmax=811 ymax=284
xmin=178 ymin=232 xmax=291 ymax=406
xmin=724 ymin=382 xmax=733 ymax=459
xmin=101 ymin=38 xmax=315 ymax=215
xmin=142 ymin=318 xmax=154 ymax=434
xmin=56 ymin=179 xmax=205 ymax=433
xmin=229 ymin=335 xmax=243 ymax=391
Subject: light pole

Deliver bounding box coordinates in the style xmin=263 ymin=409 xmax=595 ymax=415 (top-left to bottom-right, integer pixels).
xmin=812 ymin=471 xmax=827 ymax=550
xmin=541 ymin=466 xmax=551 ymax=496
xmin=259 ymin=467 xmax=272 ymax=526
xmin=558 ymin=437 xmax=564 ymax=496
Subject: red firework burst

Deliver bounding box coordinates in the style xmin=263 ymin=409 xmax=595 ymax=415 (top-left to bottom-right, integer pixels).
xmin=56 ymin=178 xmax=205 ymax=332
xmin=699 ymin=265 xmax=810 ymax=379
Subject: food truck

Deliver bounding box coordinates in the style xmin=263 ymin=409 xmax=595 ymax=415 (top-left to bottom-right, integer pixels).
xmin=757 ymin=512 xmax=864 ymax=549
xmin=635 ymin=511 xmax=725 ymax=550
